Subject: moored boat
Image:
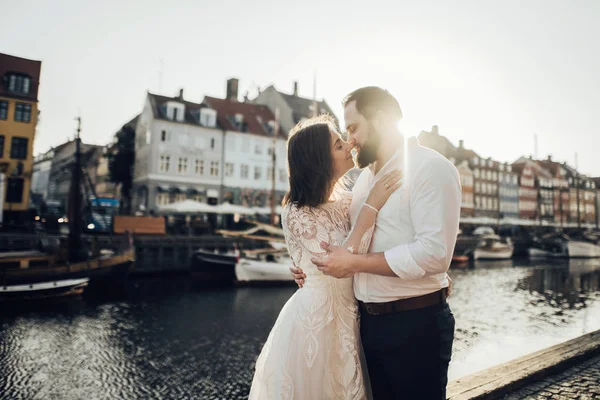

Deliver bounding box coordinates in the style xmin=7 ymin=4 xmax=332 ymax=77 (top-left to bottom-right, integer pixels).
xmin=235 ymin=249 xmax=293 ymax=284
xmin=473 ymin=234 xmax=514 ymax=260
xmin=0 ymin=278 xmax=89 ymax=301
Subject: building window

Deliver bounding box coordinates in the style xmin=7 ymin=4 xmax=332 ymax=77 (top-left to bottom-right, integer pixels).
xmin=161 ymin=130 xmax=167 ymax=142
xmin=7 ymin=74 xmax=31 ymax=95
xmin=178 ymin=157 xmax=188 ymax=173
xmin=254 ymin=166 xmax=261 ymax=180
xmin=195 ymin=159 xmax=204 ymax=175
xmin=226 ymin=136 xmax=236 ymax=151
xmin=211 ymin=138 xmax=215 ymax=149
xmin=5 ymin=178 xmax=24 ymax=203
xmin=10 ymin=137 xmax=28 ymax=160
xmin=160 ymin=155 xmax=170 ymax=172
xmin=156 ymin=192 xmax=170 ymax=205
xmin=279 ymin=168 xmax=287 ymax=183
xmin=255 ymin=143 xmax=262 ymax=155
xmin=14 ymin=103 xmax=31 ymax=123
xmin=474 ymin=169 xmax=480 ymax=178
xmin=0 ymin=135 xmax=4 ymax=158
xmin=210 ymin=161 xmax=219 ymax=177
xmin=241 ymin=164 xmax=249 ymax=179
xmin=225 ymin=163 xmax=234 ymax=177
xmin=0 ymin=101 xmax=7 ymax=120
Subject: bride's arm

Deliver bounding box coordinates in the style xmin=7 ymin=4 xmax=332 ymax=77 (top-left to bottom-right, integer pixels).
xmin=343 ymin=169 xmax=403 ymax=255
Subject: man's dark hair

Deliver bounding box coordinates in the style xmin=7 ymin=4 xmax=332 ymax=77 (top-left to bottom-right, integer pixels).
xmin=282 ymin=115 xmax=339 ymax=208
xmin=342 ymin=86 xmax=403 ymax=121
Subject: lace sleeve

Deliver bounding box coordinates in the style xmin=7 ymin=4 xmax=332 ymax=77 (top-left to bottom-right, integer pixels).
xmin=342 ymin=200 xmax=377 ymax=256
xmin=282 ymin=206 xmax=331 ymax=267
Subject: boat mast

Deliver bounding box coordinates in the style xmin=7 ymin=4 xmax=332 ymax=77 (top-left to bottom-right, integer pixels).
xmin=270 ymin=108 xmax=279 ymax=226
xmin=68 ymin=116 xmax=84 ymax=260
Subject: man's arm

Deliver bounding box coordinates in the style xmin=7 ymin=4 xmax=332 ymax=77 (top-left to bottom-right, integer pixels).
xmin=350 ymin=158 xmax=461 ymax=279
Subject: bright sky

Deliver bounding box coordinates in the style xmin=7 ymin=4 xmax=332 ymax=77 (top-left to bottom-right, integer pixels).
xmin=2 ymin=0 xmax=599 ymax=175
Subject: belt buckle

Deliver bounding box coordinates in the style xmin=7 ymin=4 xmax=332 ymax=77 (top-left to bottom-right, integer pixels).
xmin=365 ymin=303 xmax=380 ymax=316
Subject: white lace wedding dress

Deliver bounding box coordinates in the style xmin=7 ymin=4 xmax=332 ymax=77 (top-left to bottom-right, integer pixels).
xmin=249 ymin=191 xmax=373 ymax=400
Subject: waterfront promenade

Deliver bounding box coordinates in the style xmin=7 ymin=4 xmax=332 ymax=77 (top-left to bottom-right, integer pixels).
xmin=448 ymin=330 xmax=600 ymax=399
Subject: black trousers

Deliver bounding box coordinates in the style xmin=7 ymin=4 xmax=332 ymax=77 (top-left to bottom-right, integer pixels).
xmin=360 ymin=302 xmax=455 ymax=400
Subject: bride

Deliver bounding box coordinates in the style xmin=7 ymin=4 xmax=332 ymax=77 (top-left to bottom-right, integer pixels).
xmin=249 ymin=115 xmax=402 ymax=399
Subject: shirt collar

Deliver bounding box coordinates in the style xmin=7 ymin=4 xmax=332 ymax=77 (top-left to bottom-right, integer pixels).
xmin=368 ymin=145 xmax=403 ymax=178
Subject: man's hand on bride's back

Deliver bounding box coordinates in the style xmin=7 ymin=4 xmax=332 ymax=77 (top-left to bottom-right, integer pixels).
xmin=365 ymin=169 xmax=403 ymax=210
xmin=289 ymin=262 xmax=306 ymax=288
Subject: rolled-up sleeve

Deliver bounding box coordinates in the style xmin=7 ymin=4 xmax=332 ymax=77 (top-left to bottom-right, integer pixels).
xmin=384 ymin=158 xmax=462 ymax=280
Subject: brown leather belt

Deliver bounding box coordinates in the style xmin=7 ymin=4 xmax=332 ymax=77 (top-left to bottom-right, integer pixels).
xmin=359 ymin=288 xmax=449 ymax=316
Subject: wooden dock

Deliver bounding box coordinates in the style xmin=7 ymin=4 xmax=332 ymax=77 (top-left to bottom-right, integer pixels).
xmin=0 ymin=233 xmax=267 ymax=275
xmin=447 ymin=329 xmax=600 ymax=399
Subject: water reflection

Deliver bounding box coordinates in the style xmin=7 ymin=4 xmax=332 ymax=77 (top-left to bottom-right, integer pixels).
xmin=0 ymin=261 xmax=598 ymax=399
xmin=519 ymin=259 xmax=600 ymax=309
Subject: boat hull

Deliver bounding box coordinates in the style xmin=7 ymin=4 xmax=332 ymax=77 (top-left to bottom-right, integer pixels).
xmin=0 ymin=278 xmax=89 ymax=301
xmin=190 ymin=250 xmax=237 ymax=285
xmin=527 ymin=247 xmax=566 ymax=258
xmin=0 ymin=248 xmax=135 ymax=286
xmin=568 ymin=241 xmax=600 ymax=258
xmin=235 ymin=258 xmax=294 ymax=283
xmin=473 ymin=248 xmax=514 ymax=260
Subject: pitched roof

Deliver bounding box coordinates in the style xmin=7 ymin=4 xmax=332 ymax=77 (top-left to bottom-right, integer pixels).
xmin=417 ymin=128 xmax=457 ymax=158
xmin=0 ymin=52 xmax=42 ymax=101
xmin=147 ymin=92 xmax=209 ymax=126
xmin=512 ymin=157 xmax=553 ymax=178
xmin=264 ymin=85 xmax=338 ymax=127
xmin=203 ymin=96 xmax=283 ymax=138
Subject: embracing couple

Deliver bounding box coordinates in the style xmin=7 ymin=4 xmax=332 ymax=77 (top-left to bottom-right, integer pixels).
xmin=249 ymin=87 xmax=462 ymax=399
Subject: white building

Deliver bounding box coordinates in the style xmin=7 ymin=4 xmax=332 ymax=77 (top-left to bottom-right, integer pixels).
xmin=204 ymin=79 xmax=287 ymax=207
xmin=132 ymin=89 xmax=223 ymax=212
xmin=30 ymin=148 xmax=54 ymax=204
xmin=132 ymin=80 xmax=289 ymax=213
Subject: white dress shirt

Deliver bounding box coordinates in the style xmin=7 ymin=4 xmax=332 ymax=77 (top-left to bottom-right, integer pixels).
xmin=350 ymin=137 xmax=462 ymax=303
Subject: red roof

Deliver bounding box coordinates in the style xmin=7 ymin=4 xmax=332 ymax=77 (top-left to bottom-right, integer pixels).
xmin=203 ymin=96 xmax=283 ymax=138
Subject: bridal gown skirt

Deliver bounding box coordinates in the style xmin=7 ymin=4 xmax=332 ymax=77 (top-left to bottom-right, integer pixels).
xmin=249 ymin=277 xmax=372 ymax=400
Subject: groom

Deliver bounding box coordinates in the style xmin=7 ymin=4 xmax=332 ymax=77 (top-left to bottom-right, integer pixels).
xmin=290 ymin=87 xmax=461 ymax=399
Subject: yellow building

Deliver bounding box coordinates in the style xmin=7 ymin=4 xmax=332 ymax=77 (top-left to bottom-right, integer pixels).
xmin=0 ymin=53 xmax=42 ymax=225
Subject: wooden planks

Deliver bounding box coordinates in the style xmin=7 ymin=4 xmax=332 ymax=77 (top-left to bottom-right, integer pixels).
xmin=447 ymin=330 xmax=600 ymax=399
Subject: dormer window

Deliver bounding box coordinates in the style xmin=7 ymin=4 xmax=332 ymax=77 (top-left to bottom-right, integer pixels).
xmin=6 ymin=73 xmax=31 ymax=95
xmin=165 ymin=101 xmax=185 ymax=122
xmin=226 ymin=113 xmax=247 ymax=132
xmin=200 ymin=108 xmax=217 ymax=127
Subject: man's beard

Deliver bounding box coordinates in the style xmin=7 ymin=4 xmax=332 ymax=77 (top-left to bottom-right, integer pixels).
xmin=356 ymin=123 xmax=380 ymax=168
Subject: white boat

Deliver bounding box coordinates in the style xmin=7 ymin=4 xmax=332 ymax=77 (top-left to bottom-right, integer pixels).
xmin=567 ymin=240 xmax=600 ymax=258
xmin=527 ymin=247 xmax=563 ymax=258
xmin=0 ymin=278 xmax=89 ymax=301
xmin=527 ymin=233 xmax=600 ymax=258
xmin=235 ymin=251 xmax=294 ymax=283
xmin=473 ymin=235 xmax=514 ymax=260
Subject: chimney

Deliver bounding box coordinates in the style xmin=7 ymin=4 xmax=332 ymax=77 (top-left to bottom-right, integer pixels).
xmin=458 ymin=140 xmax=464 ymax=149
xmin=293 ymin=81 xmax=299 ymax=96
xmin=243 ymin=91 xmax=249 ymax=103
xmin=226 ymin=78 xmax=239 ymax=102
xmin=547 ymin=155 xmax=552 ymax=162
xmin=431 ymin=125 xmax=439 ymax=135
xmin=178 ymin=88 xmax=184 ymax=99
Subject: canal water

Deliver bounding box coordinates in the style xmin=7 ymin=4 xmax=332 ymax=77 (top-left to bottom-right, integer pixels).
xmin=1 ymin=259 xmax=599 ymax=399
